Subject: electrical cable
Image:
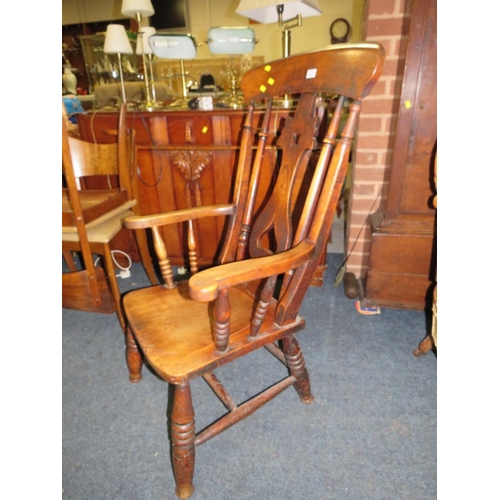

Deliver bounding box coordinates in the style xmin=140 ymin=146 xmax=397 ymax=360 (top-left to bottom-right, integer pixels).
xmin=333 ymin=186 xmax=382 ymax=287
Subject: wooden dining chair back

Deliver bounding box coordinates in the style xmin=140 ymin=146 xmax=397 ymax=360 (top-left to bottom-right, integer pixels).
xmin=62 ymin=110 xmax=117 ymax=314
xmin=122 ymin=43 xmax=385 ymax=498
xmin=62 ymin=103 xmax=157 ymax=332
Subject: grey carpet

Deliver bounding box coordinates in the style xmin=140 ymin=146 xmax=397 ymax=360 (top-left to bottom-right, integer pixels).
xmin=62 ymin=253 xmax=436 ymax=500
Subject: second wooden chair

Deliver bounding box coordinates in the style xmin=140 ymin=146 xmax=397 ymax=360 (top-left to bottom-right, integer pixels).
xmin=62 ymin=103 xmax=157 ymax=333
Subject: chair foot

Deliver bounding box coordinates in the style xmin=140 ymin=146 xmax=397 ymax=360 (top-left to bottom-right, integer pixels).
xmin=175 ymin=485 xmax=194 ymax=499
xmin=126 ymin=328 xmax=143 ymax=382
xmin=171 ymin=383 xmax=196 ymax=499
xmin=300 ymin=394 xmax=314 ymax=404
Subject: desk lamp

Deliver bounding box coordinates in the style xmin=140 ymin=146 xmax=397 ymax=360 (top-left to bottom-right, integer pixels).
xmin=121 ymin=0 xmax=155 ymax=110
xmin=148 ymin=33 xmax=197 ymax=109
xmin=207 ymin=27 xmax=256 ymax=109
xmin=136 ymin=26 xmax=157 ymax=103
xmin=236 ymin=0 xmax=321 ymax=57
xmin=236 ymin=0 xmax=322 ymax=107
xmin=103 ymin=24 xmax=134 ymax=104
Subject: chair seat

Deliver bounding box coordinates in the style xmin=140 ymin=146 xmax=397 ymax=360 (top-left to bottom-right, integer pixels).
xmin=124 ymin=281 xmax=305 ymax=384
xmin=62 ymin=188 xmax=136 ymax=231
xmin=62 ymin=210 xmax=134 ymax=244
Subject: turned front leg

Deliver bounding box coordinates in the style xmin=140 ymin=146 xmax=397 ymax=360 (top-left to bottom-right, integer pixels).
xmin=282 ymin=335 xmax=313 ymax=403
xmin=171 ymin=383 xmax=196 ymax=499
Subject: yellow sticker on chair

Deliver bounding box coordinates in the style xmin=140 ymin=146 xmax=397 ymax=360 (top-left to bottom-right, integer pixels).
xmin=268 ymin=78 xmax=275 ymax=85
xmin=260 ymin=85 xmax=267 ymax=93
xmin=404 ymin=100 xmax=412 ymax=109
xmin=265 ymin=65 xmax=271 ymax=72
xmin=202 ymin=126 xmax=208 ymax=133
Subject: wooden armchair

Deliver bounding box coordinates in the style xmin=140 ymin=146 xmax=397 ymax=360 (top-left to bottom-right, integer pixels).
xmin=122 ymin=44 xmax=385 ymax=498
xmin=62 ymin=103 xmax=157 ymax=333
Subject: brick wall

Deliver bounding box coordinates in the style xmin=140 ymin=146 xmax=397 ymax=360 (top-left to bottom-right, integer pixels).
xmin=344 ymin=0 xmax=412 ymax=278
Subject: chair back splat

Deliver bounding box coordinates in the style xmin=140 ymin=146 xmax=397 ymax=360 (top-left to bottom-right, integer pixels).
xmin=122 ymin=43 xmax=385 ymax=499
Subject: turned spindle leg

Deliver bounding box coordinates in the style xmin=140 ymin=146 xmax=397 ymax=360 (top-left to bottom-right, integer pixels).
xmin=282 ymin=335 xmax=313 ymax=403
xmin=126 ymin=327 xmax=143 ymax=383
xmin=171 ymin=383 xmax=196 ymax=499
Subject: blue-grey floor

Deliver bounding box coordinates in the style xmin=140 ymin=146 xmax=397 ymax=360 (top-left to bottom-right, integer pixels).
xmin=62 ymin=253 xmax=436 ymax=499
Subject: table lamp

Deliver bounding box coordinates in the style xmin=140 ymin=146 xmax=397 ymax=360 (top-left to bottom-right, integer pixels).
xmin=103 ymin=24 xmax=134 ymax=104
xmin=121 ymin=0 xmax=155 ymax=110
xmin=148 ymin=33 xmax=197 ymax=108
xmin=207 ymin=27 xmax=256 ymax=109
xmin=136 ymin=26 xmax=157 ymax=103
xmin=236 ymin=0 xmax=321 ymax=108
xmin=236 ymin=0 xmax=322 ymax=58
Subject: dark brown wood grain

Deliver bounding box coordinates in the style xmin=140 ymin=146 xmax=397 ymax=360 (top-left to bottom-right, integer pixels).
xmin=365 ymin=0 xmax=436 ymax=310
xmin=122 ymin=44 xmax=385 ymax=498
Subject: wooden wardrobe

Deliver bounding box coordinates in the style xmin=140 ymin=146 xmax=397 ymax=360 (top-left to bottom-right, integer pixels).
xmin=364 ymin=0 xmax=437 ymax=310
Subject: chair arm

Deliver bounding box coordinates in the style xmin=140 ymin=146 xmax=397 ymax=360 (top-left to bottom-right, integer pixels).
xmin=189 ymin=240 xmax=316 ymax=302
xmin=124 ymin=204 xmax=237 ymax=230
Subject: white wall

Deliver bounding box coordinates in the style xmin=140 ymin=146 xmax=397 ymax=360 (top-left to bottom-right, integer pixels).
xmin=63 ymin=0 xmax=364 ymax=63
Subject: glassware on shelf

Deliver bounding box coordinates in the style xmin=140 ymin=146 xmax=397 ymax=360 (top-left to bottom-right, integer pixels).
xmin=80 ymin=33 xmax=140 ymax=93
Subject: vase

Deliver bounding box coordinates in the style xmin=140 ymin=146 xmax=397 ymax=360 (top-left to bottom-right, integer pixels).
xmin=62 ymin=64 xmax=77 ymax=94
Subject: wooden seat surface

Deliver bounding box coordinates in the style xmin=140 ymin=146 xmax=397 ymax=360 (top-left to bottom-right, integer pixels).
xmin=124 ymin=282 xmax=304 ymax=383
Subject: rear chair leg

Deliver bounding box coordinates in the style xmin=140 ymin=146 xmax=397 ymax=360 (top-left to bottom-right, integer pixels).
xmin=171 ymin=383 xmax=196 ymax=499
xmin=282 ymin=335 xmax=314 ymax=403
xmin=126 ymin=327 xmax=142 ymax=383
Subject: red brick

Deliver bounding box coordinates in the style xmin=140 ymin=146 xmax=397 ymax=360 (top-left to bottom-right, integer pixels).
xmin=352 ymin=166 xmax=389 ymax=183
xmin=358 ymin=116 xmax=384 ymax=132
xmin=353 ymin=149 xmax=393 ymax=167
xmin=379 ymin=58 xmax=402 ymax=78
xmin=366 ymin=17 xmax=405 ymax=38
xmin=346 ymin=256 xmax=370 ymax=276
xmin=345 ymin=236 xmax=372 ymax=255
xmin=352 ymin=151 xmax=379 ymax=164
xmin=356 ymin=133 xmax=393 ymax=150
xmin=360 ymin=98 xmax=394 ymax=114
xmin=352 ymin=183 xmax=378 ymax=196
xmin=348 ymin=211 xmax=374 ymax=226
xmin=349 ymin=197 xmax=383 ymax=213
xmin=370 ymin=0 xmax=399 ymax=16
xmin=366 ymin=80 xmax=388 ymax=97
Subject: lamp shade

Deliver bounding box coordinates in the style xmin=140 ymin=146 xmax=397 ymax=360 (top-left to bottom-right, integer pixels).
xmin=103 ymin=24 xmax=133 ymax=54
xmin=207 ymin=27 xmax=256 ymax=55
xmin=136 ymin=26 xmax=156 ymax=55
xmin=149 ymin=34 xmax=197 ymax=60
xmin=236 ymin=0 xmax=322 ymax=24
xmin=121 ymin=0 xmax=155 ymax=18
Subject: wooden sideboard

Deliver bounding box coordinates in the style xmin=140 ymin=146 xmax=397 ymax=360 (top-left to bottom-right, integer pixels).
xmin=77 ymin=107 xmax=328 ymax=285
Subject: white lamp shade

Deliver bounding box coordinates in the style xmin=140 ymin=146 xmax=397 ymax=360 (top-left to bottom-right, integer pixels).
xmin=121 ymin=0 xmax=155 ymax=18
xmin=149 ymin=34 xmax=197 ymax=60
xmin=207 ymin=27 xmax=256 ymax=55
xmin=136 ymin=27 xmax=156 ymax=55
xmin=236 ymin=0 xmax=322 ymax=24
xmin=103 ymin=24 xmax=133 ymax=54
